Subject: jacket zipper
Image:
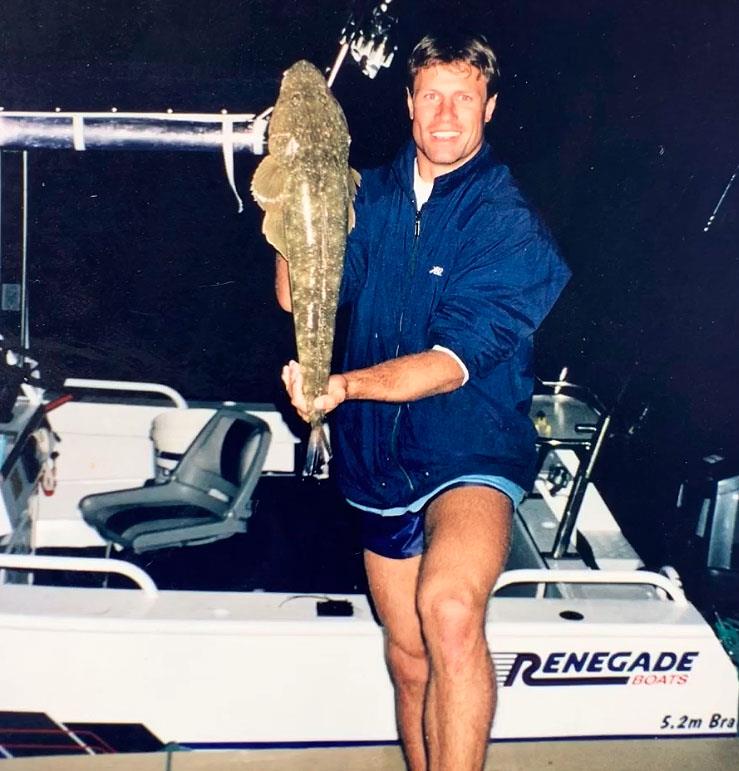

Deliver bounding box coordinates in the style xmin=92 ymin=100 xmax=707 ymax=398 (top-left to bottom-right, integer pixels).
xmin=390 ymin=205 xmax=423 ymax=494
xmin=396 ymin=207 xmax=422 ymax=345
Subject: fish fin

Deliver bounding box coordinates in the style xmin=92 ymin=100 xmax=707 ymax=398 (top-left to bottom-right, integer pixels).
xmin=261 ymin=210 xmax=288 ymax=257
xmin=251 ymin=156 xmax=289 ymax=254
xmin=251 ymin=155 xmax=286 ymax=208
xmin=303 ymin=423 xmax=332 ymax=479
xmin=347 ymin=167 xmax=361 ymax=233
xmin=350 ymin=167 xmax=362 ymax=191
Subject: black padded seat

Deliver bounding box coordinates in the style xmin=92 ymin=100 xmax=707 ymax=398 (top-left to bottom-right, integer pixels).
xmin=80 ymin=408 xmax=271 ymax=553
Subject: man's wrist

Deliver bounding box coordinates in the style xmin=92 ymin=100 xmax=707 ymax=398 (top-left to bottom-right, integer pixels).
xmin=340 ymin=372 xmax=355 ymax=400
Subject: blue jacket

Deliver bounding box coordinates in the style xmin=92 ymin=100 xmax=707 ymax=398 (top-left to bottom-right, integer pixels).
xmin=335 ymin=140 xmax=570 ymax=508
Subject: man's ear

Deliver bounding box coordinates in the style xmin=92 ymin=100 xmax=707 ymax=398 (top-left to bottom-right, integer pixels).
xmin=406 ymin=87 xmax=414 ymax=120
xmin=484 ymin=94 xmax=497 ymax=123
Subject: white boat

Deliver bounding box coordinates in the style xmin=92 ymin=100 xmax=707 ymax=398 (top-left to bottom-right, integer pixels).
xmin=0 ymin=368 xmax=736 ymax=758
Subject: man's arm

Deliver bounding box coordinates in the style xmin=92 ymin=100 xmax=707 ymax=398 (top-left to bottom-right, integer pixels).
xmin=282 ymin=350 xmax=465 ymax=421
xmin=341 ymin=350 xmax=465 ymax=401
xmin=275 ymin=254 xmax=291 ymax=311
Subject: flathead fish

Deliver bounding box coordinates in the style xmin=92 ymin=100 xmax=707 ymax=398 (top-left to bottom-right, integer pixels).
xmin=251 ymin=60 xmax=359 ymax=478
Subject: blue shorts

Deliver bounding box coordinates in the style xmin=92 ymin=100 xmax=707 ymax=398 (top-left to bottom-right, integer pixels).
xmin=353 ymin=475 xmax=525 ymax=560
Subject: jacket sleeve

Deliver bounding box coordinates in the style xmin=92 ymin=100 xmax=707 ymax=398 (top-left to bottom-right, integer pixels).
xmin=428 ymin=202 xmax=570 ymax=379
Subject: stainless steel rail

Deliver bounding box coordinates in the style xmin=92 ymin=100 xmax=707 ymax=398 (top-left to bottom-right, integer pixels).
xmin=0 ymin=553 xmax=159 ymax=597
xmin=0 ymin=110 xmax=267 ymax=154
xmin=494 ymin=568 xmax=688 ymax=605
xmin=63 ymin=378 xmax=188 ymax=408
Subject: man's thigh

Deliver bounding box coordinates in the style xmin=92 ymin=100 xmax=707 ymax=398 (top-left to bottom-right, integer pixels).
xmin=421 ymin=485 xmax=512 ymax=602
xmin=363 ymin=485 xmax=512 ymax=642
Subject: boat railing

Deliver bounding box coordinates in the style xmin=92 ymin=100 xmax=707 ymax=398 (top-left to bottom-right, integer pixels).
xmin=0 ymin=553 xmax=159 ymax=597
xmin=536 ymin=377 xmax=607 ymax=415
xmin=62 ymin=378 xmax=188 ymax=409
xmin=0 ymin=559 xmax=688 ymax=606
xmin=533 ymin=373 xmax=635 ymax=560
xmin=550 ymin=407 xmax=611 ymax=559
xmin=494 ymin=568 xmax=688 ymax=605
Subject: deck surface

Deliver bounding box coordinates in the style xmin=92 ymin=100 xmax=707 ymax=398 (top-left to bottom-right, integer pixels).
xmin=3 ymin=737 xmax=738 ymax=770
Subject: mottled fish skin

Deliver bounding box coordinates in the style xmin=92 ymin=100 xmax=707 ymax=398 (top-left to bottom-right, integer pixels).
xmin=251 ymin=60 xmax=358 ymax=476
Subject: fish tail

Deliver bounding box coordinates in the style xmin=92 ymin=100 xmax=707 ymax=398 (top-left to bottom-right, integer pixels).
xmin=303 ymin=419 xmax=332 ymax=479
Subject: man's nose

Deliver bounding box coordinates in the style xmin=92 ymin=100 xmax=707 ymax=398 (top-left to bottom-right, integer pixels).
xmin=436 ymin=97 xmax=457 ymax=119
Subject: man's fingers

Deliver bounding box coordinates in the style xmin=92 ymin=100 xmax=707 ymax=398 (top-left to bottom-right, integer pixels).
xmin=281 ymin=360 xmax=310 ymax=421
xmin=282 ymin=361 xmax=347 ymax=420
xmin=313 ymin=375 xmax=348 ymax=413
xmin=314 ymin=395 xmax=331 ymax=412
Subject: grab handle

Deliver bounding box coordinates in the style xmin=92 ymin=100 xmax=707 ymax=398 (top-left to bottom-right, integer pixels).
xmin=0 ymin=554 xmax=158 ymax=598
xmin=493 ymin=569 xmax=687 ymax=605
xmin=63 ymin=378 xmax=187 ymax=409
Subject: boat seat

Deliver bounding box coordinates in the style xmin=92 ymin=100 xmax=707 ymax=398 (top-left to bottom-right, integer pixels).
xmin=80 ymin=408 xmax=271 ymax=554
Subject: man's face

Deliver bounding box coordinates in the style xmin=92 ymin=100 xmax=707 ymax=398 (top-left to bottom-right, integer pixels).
xmin=407 ymin=62 xmax=496 ymax=182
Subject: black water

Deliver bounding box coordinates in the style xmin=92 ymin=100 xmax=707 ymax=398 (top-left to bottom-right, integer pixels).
xmin=1 ymin=1 xmax=737 ymax=606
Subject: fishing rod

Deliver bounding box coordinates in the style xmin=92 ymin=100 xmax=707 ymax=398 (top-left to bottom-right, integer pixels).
xmin=255 ymin=0 xmax=399 ymax=127
xmin=703 ymin=162 xmax=738 ymax=232
xmin=328 ymin=0 xmax=399 ymax=86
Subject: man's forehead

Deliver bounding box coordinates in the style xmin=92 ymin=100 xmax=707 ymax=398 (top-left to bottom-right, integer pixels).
xmin=413 ymin=61 xmax=485 ymax=89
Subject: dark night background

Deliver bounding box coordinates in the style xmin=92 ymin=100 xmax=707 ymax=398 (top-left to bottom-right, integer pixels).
xmin=0 ymin=1 xmax=736 ymax=584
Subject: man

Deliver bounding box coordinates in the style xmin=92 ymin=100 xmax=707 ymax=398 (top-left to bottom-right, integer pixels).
xmin=278 ymin=31 xmax=570 ymax=771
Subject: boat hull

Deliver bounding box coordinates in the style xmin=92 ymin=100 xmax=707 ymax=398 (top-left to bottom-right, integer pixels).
xmin=0 ymin=582 xmax=735 ymax=755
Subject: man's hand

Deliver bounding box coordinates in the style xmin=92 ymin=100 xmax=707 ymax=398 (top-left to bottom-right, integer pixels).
xmin=281 ymin=360 xmax=348 ymax=421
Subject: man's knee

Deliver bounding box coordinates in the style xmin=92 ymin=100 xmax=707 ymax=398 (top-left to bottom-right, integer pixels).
xmin=386 ymin=636 xmax=429 ymax=693
xmin=417 ymin=581 xmax=487 ymax=666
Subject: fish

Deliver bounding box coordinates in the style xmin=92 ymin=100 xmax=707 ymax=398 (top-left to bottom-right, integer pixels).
xmin=251 ymin=60 xmax=359 ymax=478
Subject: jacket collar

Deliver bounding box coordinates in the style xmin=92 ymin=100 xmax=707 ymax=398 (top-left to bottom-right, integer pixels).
xmin=391 ymin=139 xmax=495 ymax=199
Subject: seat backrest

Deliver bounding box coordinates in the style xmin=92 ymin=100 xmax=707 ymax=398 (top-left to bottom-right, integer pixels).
xmin=173 ymin=409 xmax=271 ymax=518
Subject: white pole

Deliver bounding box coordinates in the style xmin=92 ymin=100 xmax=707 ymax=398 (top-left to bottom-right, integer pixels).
xmin=326 ymin=43 xmax=350 ymax=88
xmin=20 ymin=150 xmax=29 ymax=352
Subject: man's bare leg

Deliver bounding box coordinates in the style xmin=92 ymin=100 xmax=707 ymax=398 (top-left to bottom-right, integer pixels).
xmin=418 ymin=486 xmax=511 ymax=771
xmin=364 ymin=550 xmax=428 ymax=771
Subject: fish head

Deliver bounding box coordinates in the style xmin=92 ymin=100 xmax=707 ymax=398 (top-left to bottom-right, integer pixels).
xmin=281 ymin=60 xmax=328 ymax=94
xmin=267 ymin=60 xmax=350 ymax=166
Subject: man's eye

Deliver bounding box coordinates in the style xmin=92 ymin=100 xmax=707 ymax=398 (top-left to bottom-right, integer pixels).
xmin=458 ymin=94 xmax=473 ymax=102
